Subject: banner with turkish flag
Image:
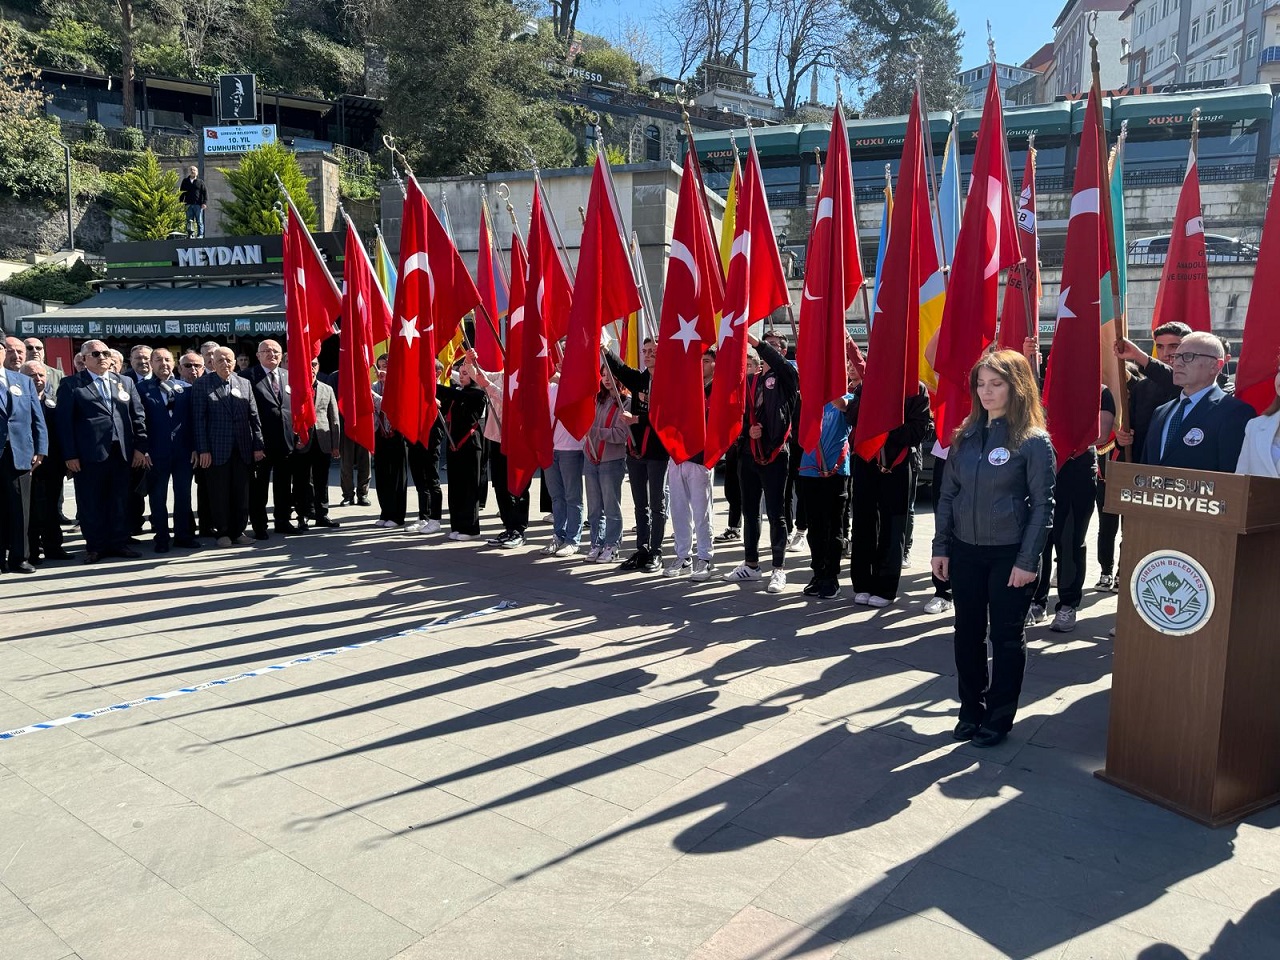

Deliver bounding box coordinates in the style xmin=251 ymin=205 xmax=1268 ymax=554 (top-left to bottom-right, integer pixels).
xmin=383 ymin=176 xmax=433 ymax=444
xmin=1044 ymin=86 xmax=1108 ymax=465
xmin=997 ymin=150 xmax=1041 ymax=352
xmin=422 ymin=187 xmax=482 ymax=382
xmin=931 ymin=69 xmax=1022 ymax=454
xmin=797 ymin=102 xmax=863 ymax=454
xmin=556 ymin=155 xmax=642 ymax=439
xmin=704 ymin=142 xmax=790 ymax=466
xmin=649 ymin=149 xmax=725 ymax=463
xmin=854 ymin=91 xmax=928 ymax=461
xmin=503 ymin=184 xmax=557 ymax=494
xmin=501 ymin=232 xmax=534 ymax=490
xmin=1236 ymin=167 xmax=1280 ymax=413
xmin=283 ymin=204 xmax=340 ymax=444
xmin=338 ymin=216 xmax=389 ymax=451
xmin=476 ymin=202 xmax=507 ymax=372
xmin=1151 ymin=150 xmax=1211 ymax=333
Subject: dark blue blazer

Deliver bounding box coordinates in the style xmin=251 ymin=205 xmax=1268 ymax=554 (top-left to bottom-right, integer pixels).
xmin=139 ymin=377 xmax=194 ymax=462
xmin=0 ymin=369 xmax=49 ymax=468
xmin=54 ymin=370 xmax=147 ymax=464
xmin=1142 ymin=385 xmax=1255 ymax=473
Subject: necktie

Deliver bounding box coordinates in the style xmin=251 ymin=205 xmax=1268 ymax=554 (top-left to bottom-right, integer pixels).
xmin=1163 ymin=397 xmax=1191 ymax=458
xmin=272 ymin=370 xmax=281 ymax=399
xmin=98 ymin=376 xmax=110 ymax=402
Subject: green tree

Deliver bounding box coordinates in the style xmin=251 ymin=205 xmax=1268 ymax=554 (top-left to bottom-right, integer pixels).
xmin=0 ymin=20 xmax=67 ymax=200
xmin=576 ymin=46 xmax=638 ymax=88
xmin=0 ymin=259 xmax=100 ymax=304
xmin=219 ymin=141 xmax=316 ymax=236
xmin=839 ymin=0 xmax=962 ymax=117
xmin=106 ymin=149 xmax=185 ymax=239
xmin=377 ymin=1 xmax=576 ymax=176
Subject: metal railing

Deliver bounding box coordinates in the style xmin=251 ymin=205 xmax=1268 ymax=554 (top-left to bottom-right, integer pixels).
xmin=57 ymin=119 xmax=197 ymax=157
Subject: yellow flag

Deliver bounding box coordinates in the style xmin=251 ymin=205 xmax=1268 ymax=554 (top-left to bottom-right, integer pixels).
xmin=719 ymin=154 xmax=742 ymax=274
xmin=437 ymin=325 xmax=465 ymax=384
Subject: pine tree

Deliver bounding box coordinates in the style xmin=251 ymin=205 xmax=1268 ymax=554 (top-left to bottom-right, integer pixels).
xmin=218 ymin=141 xmax=316 ymax=236
xmin=106 ymin=150 xmax=186 ymax=240
xmin=840 ymin=0 xmax=963 ymax=117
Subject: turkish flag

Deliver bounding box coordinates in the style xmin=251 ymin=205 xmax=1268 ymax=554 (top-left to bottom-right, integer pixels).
xmin=501 ymin=232 xmax=532 ymax=490
xmin=704 ymin=143 xmax=790 ymax=466
xmin=556 ymin=155 xmax=642 ymax=439
xmin=797 ymin=102 xmax=863 ymax=453
xmin=1236 ymin=167 xmax=1280 ymax=413
xmin=283 ymin=207 xmax=340 ymax=445
xmin=650 ymin=149 xmax=725 ymax=463
xmin=423 ymin=190 xmax=483 ymax=357
xmin=503 ymin=184 xmax=557 ymax=494
xmin=383 ymin=176 xmax=433 ymax=443
xmin=1151 ymin=151 xmax=1211 ymax=333
xmin=854 ymin=91 xmax=928 ymax=461
xmin=931 ymin=70 xmax=1022 ymax=453
xmin=338 ymin=217 xmax=389 ymax=451
xmin=476 ymin=203 xmax=507 ymax=371
xmin=997 ymin=150 xmax=1041 ymax=352
xmin=1044 ymin=86 xmax=1108 ymax=465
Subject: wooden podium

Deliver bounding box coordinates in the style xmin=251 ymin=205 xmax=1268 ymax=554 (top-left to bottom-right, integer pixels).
xmin=1101 ymin=462 xmax=1280 ymax=825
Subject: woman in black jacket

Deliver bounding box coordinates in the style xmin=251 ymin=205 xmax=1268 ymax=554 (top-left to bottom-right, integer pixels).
xmin=436 ymin=362 xmax=488 ymax=540
xmin=931 ymin=350 xmax=1056 ymax=747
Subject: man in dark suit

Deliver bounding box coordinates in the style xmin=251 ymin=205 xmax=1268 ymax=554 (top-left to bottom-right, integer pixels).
xmin=1 ymin=342 xmax=48 ymax=573
xmin=192 ymin=346 xmax=265 ymax=547
xmin=22 ymin=360 xmax=71 ymax=563
xmin=54 ymin=340 xmax=147 ymax=563
xmin=23 ymin=339 xmax=64 ymax=394
xmin=246 ymin=339 xmax=299 ymax=537
xmin=139 ymin=348 xmax=198 ymax=553
xmin=1142 ymin=331 xmax=1255 ymax=472
xmin=295 ymin=356 xmax=341 ymax=530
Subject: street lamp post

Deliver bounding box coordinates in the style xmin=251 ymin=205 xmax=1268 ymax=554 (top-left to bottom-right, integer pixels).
xmin=49 ymin=135 xmax=74 ymax=251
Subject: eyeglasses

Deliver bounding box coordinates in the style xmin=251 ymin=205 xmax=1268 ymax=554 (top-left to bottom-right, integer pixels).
xmin=1168 ymin=352 xmax=1222 ymax=365
xmin=181 ymin=362 xmax=202 ymax=368
xmin=87 ymin=350 xmax=111 ymax=359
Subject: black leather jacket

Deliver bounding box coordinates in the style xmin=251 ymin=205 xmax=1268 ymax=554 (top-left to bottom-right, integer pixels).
xmin=931 ymin=417 xmax=1057 ymax=573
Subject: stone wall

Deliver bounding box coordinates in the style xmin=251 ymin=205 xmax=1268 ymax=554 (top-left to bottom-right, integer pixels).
xmin=0 ymin=195 xmax=113 ymax=259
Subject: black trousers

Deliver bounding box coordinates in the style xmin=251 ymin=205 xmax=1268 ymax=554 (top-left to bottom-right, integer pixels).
xmin=627 ymin=455 xmax=668 ymax=557
xmin=931 ymin=453 xmax=953 ymax=601
xmin=129 ymin=469 xmax=147 ymax=534
xmin=206 ymin=454 xmax=251 ymax=539
xmin=950 ymin=539 xmax=1037 ymax=734
xmin=74 ymin=451 xmax=131 ymax=554
xmin=251 ymin=450 xmax=296 ymax=533
xmin=295 ymin=446 xmax=334 ymax=521
xmin=1095 ymin=456 xmax=1120 ymax=575
xmin=784 ymin=437 xmax=804 ymax=532
xmin=486 ymin=438 xmax=528 ymax=534
xmin=800 ymin=474 xmax=847 ymax=582
xmin=374 ymin=431 xmax=408 ymax=523
xmin=28 ymin=461 xmax=64 ymax=558
xmin=407 ymin=440 xmax=443 ymax=521
xmin=723 ymin=443 xmax=742 ymax=529
xmin=446 ymin=439 xmax=482 ymax=535
xmin=739 ymin=451 xmax=788 ymax=568
xmin=339 ymin=434 xmax=370 ymax=500
xmin=849 ymin=457 xmax=913 ymax=600
xmin=0 ymin=447 xmax=32 ymax=568
xmin=1034 ymin=452 xmax=1097 ymax=611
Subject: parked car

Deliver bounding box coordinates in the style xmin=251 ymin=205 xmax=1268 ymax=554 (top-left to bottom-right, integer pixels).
xmin=1127 ymin=233 xmax=1260 ymax=265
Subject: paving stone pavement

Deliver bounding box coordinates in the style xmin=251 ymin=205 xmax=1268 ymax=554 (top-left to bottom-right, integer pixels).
xmin=3 ymin=475 xmax=1279 ymax=960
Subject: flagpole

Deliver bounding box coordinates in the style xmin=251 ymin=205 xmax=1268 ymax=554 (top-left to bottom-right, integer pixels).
xmin=836 ymin=82 xmax=876 ymax=334
xmin=630 ymin=232 xmax=660 ymax=342
xmin=744 ymin=117 xmax=799 ymax=338
xmin=914 ymin=55 xmax=952 ymax=286
xmin=682 ymin=109 xmax=722 ymax=260
xmin=1089 ymin=13 xmax=1130 ymax=439
xmin=273 ymin=173 xmax=342 ymax=301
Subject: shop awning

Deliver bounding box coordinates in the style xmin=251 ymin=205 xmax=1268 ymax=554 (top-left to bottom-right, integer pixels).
xmin=957 ymin=101 xmax=1072 ymax=141
xmin=1071 ymin=97 xmax=1113 ymax=133
xmin=690 ymin=124 xmax=803 ymax=160
xmin=16 ymin=283 xmax=286 ymax=340
xmin=1111 ymin=85 xmax=1274 ymax=131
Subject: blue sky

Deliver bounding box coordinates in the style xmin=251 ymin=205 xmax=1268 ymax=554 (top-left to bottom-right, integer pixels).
xmin=575 ymin=0 xmax=1053 ymax=95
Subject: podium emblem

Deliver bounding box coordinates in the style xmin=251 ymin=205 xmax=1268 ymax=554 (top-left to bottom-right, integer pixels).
xmin=1131 ymin=550 xmax=1216 ymax=636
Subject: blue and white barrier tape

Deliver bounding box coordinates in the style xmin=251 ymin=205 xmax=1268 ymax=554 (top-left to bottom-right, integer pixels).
xmin=0 ymin=599 xmax=520 ymax=742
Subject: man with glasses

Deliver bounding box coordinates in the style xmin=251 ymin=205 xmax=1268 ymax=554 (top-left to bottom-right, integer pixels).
xmin=138 ymin=348 xmax=199 ymax=552
xmin=54 ymin=340 xmax=147 ymax=563
xmin=192 ymin=347 xmax=264 ymax=547
xmin=23 ymin=338 xmax=62 ymax=394
xmin=246 ymin=340 xmax=300 ymax=537
xmin=1139 ymin=331 xmax=1255 ymax=472
xmin=179 ymin=351 xmax=211 ymax=535
xmin=0 ymin=345 xmax=47 ymax=573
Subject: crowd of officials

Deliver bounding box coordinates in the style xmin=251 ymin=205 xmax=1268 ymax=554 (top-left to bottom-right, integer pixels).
xmin=2 ymin=321 xmax=1278 ymax=747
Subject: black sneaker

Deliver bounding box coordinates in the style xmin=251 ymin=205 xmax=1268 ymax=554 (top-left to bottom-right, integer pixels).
xmin=618 ymin=550 xmax=645 ymax=571
xmin=714 ymin=527 xmax=740 ymax=543
xmin=802 ymin=577 xmax=821 ymax=596
xmin=487 ymin=530 xmax=515 ymax=546
xmin=639 ymin=552 xmax=662 ymax=574
xmin=818 ymin=580 xmax=840 ymax=600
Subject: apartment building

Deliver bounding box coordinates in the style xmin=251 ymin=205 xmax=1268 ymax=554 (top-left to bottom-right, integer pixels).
xmin=1124 ymin=0 xmax=1271 ymax=86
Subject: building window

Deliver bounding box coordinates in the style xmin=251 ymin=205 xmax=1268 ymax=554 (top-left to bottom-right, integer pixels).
xmin=1231 ymin=40 xmax=1242 ymax=68
xmin=1247 ymin=30 xmax=1259 ymax=60
xmin=1163 ymin=0 xmax=1170 ymax=15
xmin=1190 ymin=18 xmax=1200 ymax=43
xmin=1207 ymin=8 xmax=1216 ymax=31
xmin=1158 ymin=39 xmax=1167 ymax=62
xmin=644 ymin=125 xmax=661 ymax=162
xmin=1221 ymin=1 xmax=1231 ymax=22
xmin=1187 ymin=62 xmax=1198 ymax=80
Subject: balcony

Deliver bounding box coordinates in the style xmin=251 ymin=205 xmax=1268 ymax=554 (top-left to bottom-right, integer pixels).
xmin=1259 ymin=46 xmax=1280 ymax=67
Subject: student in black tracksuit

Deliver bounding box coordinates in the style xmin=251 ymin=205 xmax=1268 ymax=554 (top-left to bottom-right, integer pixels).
xmin=605 ymin=340 xmax=669 ymax=574
xmin=844 ymin=382 xmax=933 ymax=606
xmin=436 ymin=365 xmax=487 ymax=538
xmin=932 ymin=350 xmax=1055 ymax=748
xmin=723 ymin=337 xmax=799 ymax=594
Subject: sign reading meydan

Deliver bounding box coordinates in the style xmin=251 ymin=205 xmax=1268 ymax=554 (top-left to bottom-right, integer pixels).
xmin=1130 ymin=550 xmax=1216 ymax=636
xmin=177 ymin=244 xmax=264 ymax=268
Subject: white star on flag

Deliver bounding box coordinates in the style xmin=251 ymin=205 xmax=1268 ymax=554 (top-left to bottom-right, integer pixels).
xmin=508 ymin=369 xmax=520 ymax=395
xmin=671 ymin=315 xmax=701 ymax=352
xmin=717 ymin=311 xmax=738 ymax=349
xmin=1056 ymin=285 xmax=1075 ymax=321
xmin=537 ymin=336 xmax=549 ymax=358
xmin=400 ymin=316 xmax=419 ymax=345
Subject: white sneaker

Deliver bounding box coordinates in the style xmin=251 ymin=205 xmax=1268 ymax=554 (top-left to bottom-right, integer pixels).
xmin=853 ymin=592 xmax=872 ymax=605
xmin=542 ymin=513 xmax=554 ymax=523
xmin=541 ymin=537 xmax=563 ymax=556
xmin=448 ymin=531 xmax=475 ymax=541
xmin=766 ymin=568 xmax=787 ymax=594
xmin=786 ymin=529 xmax=806 ymax=552
xmin=585 ymin=545 xmax=602 ymax=561
xmin=554 ymin=541 xmax=579 ymax=557
xmin=411 ymin=518 xmax=441 ymax=535
xmin=1026 ymin=604 xmax=1047 ymax=626
xmin=690 ymin=558 xmax=715 ymax=581
xmin=866 ymin=595 xmax=891 ymax=608
xmin=663 ymin=559 xmax=692 ymax=578
xmin=923 ymin=596 xmax=953 ymax=615
xmin=595 ymin=545 xmax=616 ymax=564
xmin=1050 ymin=607 xmax=1077 ymax=633
xmin=724 ymin=562 xmax=762 ymax=582
xmin=500 ymin=533 xmax=526 ymax=550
